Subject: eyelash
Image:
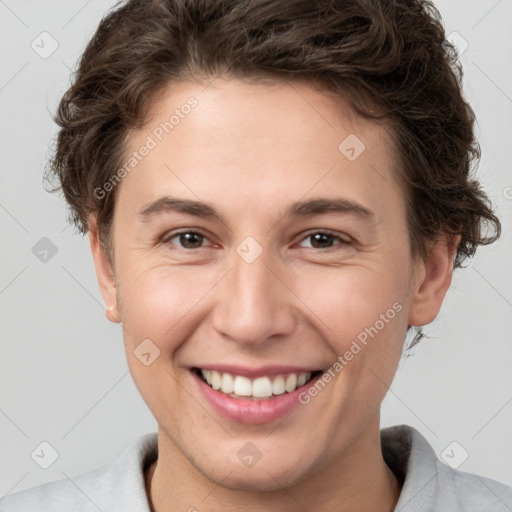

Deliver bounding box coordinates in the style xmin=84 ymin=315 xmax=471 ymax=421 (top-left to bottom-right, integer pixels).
xmin=161 ymin=229 xmax=352 ymax=251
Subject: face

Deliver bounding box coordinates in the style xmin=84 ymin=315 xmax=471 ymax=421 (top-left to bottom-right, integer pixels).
xmin=91 ymin=77 xmax=454 ymax=491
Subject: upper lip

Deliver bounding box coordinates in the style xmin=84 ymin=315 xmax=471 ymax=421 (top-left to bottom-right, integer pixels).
xmin=191 ymin=364 xmax=324 ymax=379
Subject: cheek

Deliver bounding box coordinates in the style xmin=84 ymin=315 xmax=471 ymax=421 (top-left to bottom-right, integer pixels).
xmin=292 ymin=262 xmax=409 ymax=349
xmin=117 ymin=264 xmax=210 ymax=419
xmin=117 ymin=261 xmax=218 ymax=350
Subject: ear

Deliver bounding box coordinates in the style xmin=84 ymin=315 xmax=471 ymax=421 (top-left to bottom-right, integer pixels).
xmin=408 ymin=234 xmax=460 ymax=327
xmin=88 ymin=215 xmax=120 ymax=324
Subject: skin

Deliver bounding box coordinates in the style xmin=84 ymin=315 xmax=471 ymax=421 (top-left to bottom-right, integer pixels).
xmin=89 ymin=77 xmax=458 ymax=512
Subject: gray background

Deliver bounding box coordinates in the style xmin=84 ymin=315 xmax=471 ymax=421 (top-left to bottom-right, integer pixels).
xmin=1 ymin=0 xmax=511 ymax=497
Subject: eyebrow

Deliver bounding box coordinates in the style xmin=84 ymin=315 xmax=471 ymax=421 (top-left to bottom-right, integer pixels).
xmin=137 ymin=196 xmax=375 ymax=223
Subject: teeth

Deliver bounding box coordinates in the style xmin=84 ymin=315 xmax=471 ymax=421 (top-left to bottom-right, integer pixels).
xmin=221 ymin=372 xmax=234 ymax=394
xmin=252 ymin=377 xmax=273 ymax=398
xmin=272 ymin=375 xmax=285 ymax=395
xmin=211 ymin=370 xmax=222 ymax=390
xmin=285 ymin=373 xmax=297 ymax=392
xmin=199 ymin=369 xmax=314 ymax=399
xmin=233 ymin=376 xmax=252 ymax=396
xmin=297 ymin=373 xmax=308 ymax=387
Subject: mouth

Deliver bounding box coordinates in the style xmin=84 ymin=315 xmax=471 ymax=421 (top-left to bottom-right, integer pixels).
xmin=191 ymin=367 xmax=323 ymax=400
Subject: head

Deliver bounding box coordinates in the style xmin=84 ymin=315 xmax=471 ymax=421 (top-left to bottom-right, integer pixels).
xmin=47 ymin=0 xmax=500 ymax=492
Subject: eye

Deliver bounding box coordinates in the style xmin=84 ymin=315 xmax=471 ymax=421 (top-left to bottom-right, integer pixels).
xmin=160 ymin=229 xmax=351 ymax=251
xmin=162 ymin=230 xmax=211 ymax=250
xmin=296 ymin=231 xmax=351 ymax=250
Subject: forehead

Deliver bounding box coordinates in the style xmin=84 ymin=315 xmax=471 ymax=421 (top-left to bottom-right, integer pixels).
xmin=119 ymin=77 xmax=402 ymax=223
xmin=139 ymin=77 xmax=385 ymax=157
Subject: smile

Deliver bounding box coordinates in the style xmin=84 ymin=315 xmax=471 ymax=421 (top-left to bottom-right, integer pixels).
xmin=194 ymin=368 xmax=322 ymax=399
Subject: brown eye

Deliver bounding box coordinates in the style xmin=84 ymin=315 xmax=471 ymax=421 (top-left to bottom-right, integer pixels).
xmin=164 ymin=231 xmax=208 ymax=249
xmin=298 ymin=231 xmax=351 ymax=250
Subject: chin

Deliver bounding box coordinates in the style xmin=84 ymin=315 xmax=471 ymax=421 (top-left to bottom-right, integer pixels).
xmin=213 ymin=471 xmax=302 ymax=493
xmin=195 ymin=452 xmax=316 ymax=492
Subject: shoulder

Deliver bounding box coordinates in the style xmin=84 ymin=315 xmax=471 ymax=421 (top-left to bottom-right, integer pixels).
xmin=435 ymin=460 xmax=512 ymax=510
xmin=0 ymin=432 xmax=158 ymax=512
xmin=381 ymin=424 xmax=512 ymax=512
xmin=0 ymin=465 xmax=109 ymax=512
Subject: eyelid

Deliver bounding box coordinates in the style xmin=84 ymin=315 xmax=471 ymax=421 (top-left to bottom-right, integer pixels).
xmin=161 ymin=228 xmax=352 ymax=250
xmin=294 ymin=229 xmax=352 ymax=246
xmin=161 ymin=228 xmax=215 ymax=248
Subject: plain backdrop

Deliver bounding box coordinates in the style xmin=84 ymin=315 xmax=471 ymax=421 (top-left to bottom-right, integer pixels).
xmin=1 ymin=0 xmax=511 ymax=497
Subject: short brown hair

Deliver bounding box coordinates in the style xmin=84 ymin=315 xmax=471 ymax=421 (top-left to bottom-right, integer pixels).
xmin=47 ymin=0 xmax=500 ymax=271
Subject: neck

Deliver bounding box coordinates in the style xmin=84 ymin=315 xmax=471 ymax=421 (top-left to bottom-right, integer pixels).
xmin=145 ymin=415 xmax=401 ymax=512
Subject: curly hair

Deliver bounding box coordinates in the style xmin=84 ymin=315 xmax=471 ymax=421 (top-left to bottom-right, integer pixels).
xmin=47 ymin=0 xmax=501 ymax=322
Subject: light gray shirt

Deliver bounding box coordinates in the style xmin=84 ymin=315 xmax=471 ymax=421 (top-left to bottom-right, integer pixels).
xmin=1 ymin=425 xmax=511 ymax=511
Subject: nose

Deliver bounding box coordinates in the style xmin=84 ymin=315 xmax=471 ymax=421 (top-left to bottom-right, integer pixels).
xmin=211 ymin=247 xmax=296 ymax=347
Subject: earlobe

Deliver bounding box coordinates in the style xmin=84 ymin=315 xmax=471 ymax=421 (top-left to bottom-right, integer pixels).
xmin=88 ymin=215 xmax=120 ymax=324
xmin=408 ymin=234 xmax=460 ymax=327
xmin=105 ymin=304 xmax=120 ymax=323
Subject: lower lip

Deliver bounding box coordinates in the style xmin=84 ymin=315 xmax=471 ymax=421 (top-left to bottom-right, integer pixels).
xmin=191 ymin=370 xmax=323 ymax=424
